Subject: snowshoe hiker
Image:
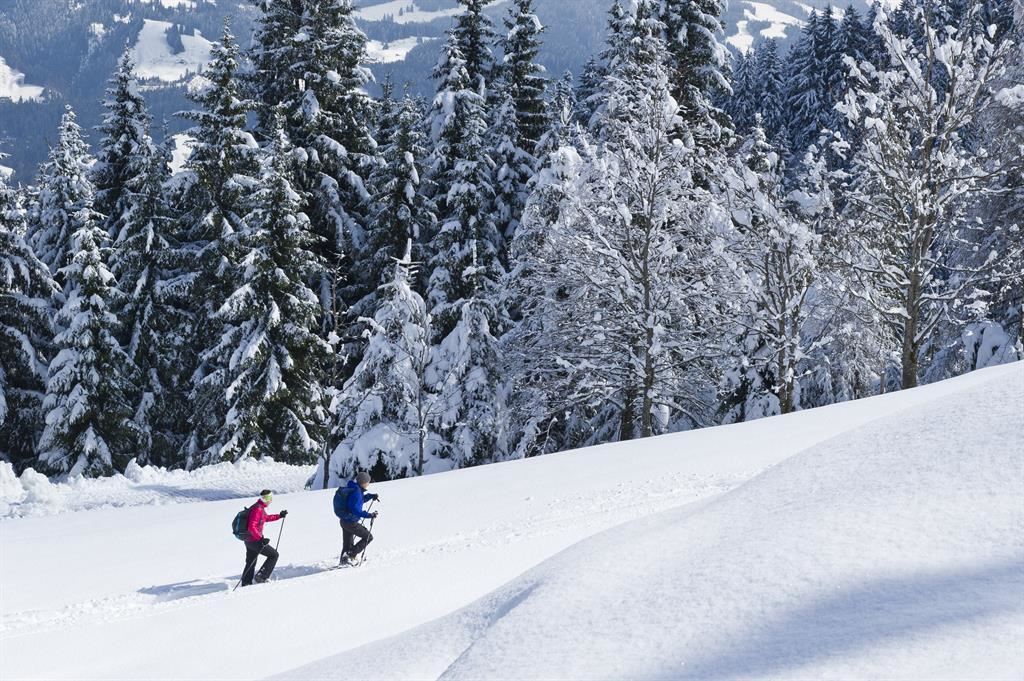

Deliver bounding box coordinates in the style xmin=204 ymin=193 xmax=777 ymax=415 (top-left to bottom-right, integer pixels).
xmin=241 ymin=489 xmax=288 ymax=586
xmin=335 ymin=472 xmax=378 ymax=565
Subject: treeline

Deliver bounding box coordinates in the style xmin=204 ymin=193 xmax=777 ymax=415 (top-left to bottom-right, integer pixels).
xmin=0 ymin=0 xmax=1020 ymax=483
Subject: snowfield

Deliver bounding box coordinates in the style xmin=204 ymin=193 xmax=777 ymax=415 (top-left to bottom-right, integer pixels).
xmin=130 ymin=19 xmax=213 ymax=82
xmin=1 ymin=362 xmax=1021 ymax=680
xmin=0 ymin=56 xmax=44 ymax=102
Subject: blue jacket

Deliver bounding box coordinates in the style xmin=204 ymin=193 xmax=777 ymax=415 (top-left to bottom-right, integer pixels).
xmin=338 ymin=479 xmax=373 ymax=523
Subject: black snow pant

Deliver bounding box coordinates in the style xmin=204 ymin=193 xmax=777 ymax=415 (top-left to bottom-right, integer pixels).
xmin=340 ymin=520 xmax=373 ymax=560
xmin=242 ymin=540 xmax=279 ymax=586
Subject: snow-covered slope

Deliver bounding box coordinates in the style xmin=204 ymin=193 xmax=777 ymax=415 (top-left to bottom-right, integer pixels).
xmin=130 ymin=19 xmax=214 ymax=82
xmin=1 ymin=363 xmax=1021 ymax=680
xmin=0 ymin=56 xmax=44 ymax=102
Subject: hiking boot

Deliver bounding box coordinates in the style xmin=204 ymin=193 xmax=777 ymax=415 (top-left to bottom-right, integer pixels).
xmin=254 ymin=574 xmax=268 ymax=584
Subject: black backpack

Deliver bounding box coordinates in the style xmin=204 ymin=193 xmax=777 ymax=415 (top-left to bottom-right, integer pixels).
xmin=231 ymin=505 xmax=253 ymax=540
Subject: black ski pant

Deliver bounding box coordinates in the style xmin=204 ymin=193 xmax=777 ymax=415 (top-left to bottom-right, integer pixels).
xmin=242 ymin=540 xmax=279 ymax=586
xmin=340 ymin=520 xmax=373 ymax=559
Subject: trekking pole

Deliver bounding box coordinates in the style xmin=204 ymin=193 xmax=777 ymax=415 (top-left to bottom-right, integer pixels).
xmin=234 ymin=553 xmax=260 ymax=592
xmin=340 ymin=500 xmax=375 ymax=565
xmin=357 ymin=503 xmax=377 ymax=567
xmin=274 ymin=517 xmax=286 ymax=551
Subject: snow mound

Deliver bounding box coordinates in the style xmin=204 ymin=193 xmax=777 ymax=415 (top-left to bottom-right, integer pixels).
xmin=0 ymin=458 xmax=315 ymax=519
xmin=282 ymin=363 xmax=1024 ymax=681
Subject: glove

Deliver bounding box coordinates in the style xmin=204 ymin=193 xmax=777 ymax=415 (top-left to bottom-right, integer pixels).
xmin=260 ymin=537 xmax=270 ymax=547
xmin=370 ymin=511 xmax=379 ymax=519
xmin=367 ymin=493 xmax=379 ymax=501
xmin=279 ymin=510 xmax=288 ymax=518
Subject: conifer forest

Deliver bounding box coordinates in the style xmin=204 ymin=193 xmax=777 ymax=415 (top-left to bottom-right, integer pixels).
xmin=0 ymin=0 xmax=1020 ymax=483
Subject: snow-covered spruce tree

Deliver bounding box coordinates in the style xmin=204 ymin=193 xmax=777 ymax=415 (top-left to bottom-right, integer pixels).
xmin=37 ymin=206 xmax=139 ymax=476
xmin=282 ymin=0 xmax=377 ymax=337
xmin=365 ymin=89 xmax=434 ymax=294
xmin=754 ymin=39 xmax=788 ymax=148
xmin=247 ymin=0 xmax=304 ymax=138
xmin=176 ymin=25 xmax=261 ymax=466
xmin=581 ymin=0 xmax=633 ymax=133
xmin=498 ymin=0 xmax=548 ymax=158
xmin=329 ymin=243 xmax=440 ymax=481
xmin=452 ymin=0 xmax=496 ymax=94
xmin=490 ymin=80 xmax=536 ymax=247
xmin=513 ymin=8 xmax=720 ymax=443
xmin=716 ymin=124 xmax=821 ymax=419
xmin=972 ymin=3 xmax=1023 ymax=358
xmin=29 ymin=107 xmax=97 ymax=285
xmin=534 ymin=71 xmax=578 ymax=168
xmin=0 ymin=167 xmax=56 ymax=470
xmin=203 ymin=131 xmax=331 ymax=464
xmin=657 ymin=0 xmax=732 ymax=147
xmin=425 ymin=38 xmax=503 ymax=339
xmin=727 ymin=50 xmax=757 ymax=136
xmin=835 ymin=4 xmax=1022 ymax=389
xmin=429 ymin=280 xmax=509 ymax=469
xmin=109 ymin=133 xmax=190 ymax=467
xmin=93 ymin=52 xmax=151 ymax=240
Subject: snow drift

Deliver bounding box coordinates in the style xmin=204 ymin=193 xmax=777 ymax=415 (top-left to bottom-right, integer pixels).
xmin=280 ymin=363 xmax=1024 ymax=681
xmin=1 ymin=363 xmax=1021 ymax=681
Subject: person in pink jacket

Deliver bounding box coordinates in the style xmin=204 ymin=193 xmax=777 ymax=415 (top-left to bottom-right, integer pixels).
xmin=241 ymin=489 xmax=288 ymax=586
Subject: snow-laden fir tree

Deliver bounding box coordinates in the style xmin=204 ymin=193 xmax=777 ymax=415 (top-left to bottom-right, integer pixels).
xmin=0 ymin=165 xmax=56 ymax=470
xmin=283 ymin=0 xmax=378 ymax=330
xmin=92 ymin=52 xmax=151 ymax=240
xmin=490 ymin=80 xmax=536 ymax=247
xmin=247 ymin=0 xmax=304 ymax=138
xmin=657 ymin=0 xmax=732 ymax=147
xmin=429 ymin=280 xmax=509 ymax=469
xmin=452 ymin=0 xmax=496 ymax=94
xmin=754 ymin=39 xmax=788 ymax=147
xmin=176 ymin=24 xmax=262 ymax=466
xmin=716 ymin=124 xmax=821 ymax=420
xmin=202 ymin=130 xmax=331 ymax=464
xmin=498 ymin=0 xmax=548 ymax=157
xmin=534 ymin=71 xmax=578 ymax=168
xmin=108 ymin=132 xmax=190 ymax=466
xmin=365 ymin=87 xmax=434 ymax=295
xmin=835 ymin=3 xmax=1023 ymax=389
xmin=29 ymin=107 xmax=97 ymax=285
xmin=580 ymin=0 xmax=633 ymax=132
xmin=37 ymin=201 xmax=140 ymax=476
xmin=329 ymin=242 xmax=439 ymax=482
xmin=425 ymin=38 xmax=503 ymax=339
xmin=727 ymin=50 xmax=758 ymax=135
xmin=512 ymin=8 xmax=721 ymax=444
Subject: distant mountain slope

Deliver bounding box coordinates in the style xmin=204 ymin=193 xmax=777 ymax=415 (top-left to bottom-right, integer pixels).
xmin=0 ymin=0 xmax=863 ymax=180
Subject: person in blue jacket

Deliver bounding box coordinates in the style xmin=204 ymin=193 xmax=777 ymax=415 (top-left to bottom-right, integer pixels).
xmin=334 ymin=471 xmax=379 ymax=564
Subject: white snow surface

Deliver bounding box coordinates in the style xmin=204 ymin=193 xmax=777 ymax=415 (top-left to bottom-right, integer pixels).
xmin=356 ymin=0 xmax=463 ymax=24
xmin=1 ymin=363 xmax=1021 ymax=680
xmin=0 ymin=458 xmax=315 ymax=519
xmin=366 ymin=36 xmax=435 ymax=63
xmin=0 ymin=57 xmax=44 ymax=102
xmin=727 ymin=1 xmax=806 ymax=51
xmin=130 ymin=19 xmax=213 ymax=82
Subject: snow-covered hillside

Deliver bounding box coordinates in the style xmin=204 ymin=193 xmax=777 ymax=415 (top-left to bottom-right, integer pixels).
xmin=130 ymin=19 xmax=213 ymax=82
xmin=1 ymin=363 xmax=1020 ymax=680
xmin=0 ymin=56 xmax=44 ymax=102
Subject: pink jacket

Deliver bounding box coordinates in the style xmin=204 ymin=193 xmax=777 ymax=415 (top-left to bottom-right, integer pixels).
xmin=247 ymin=499 xmax=281 ymax=542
